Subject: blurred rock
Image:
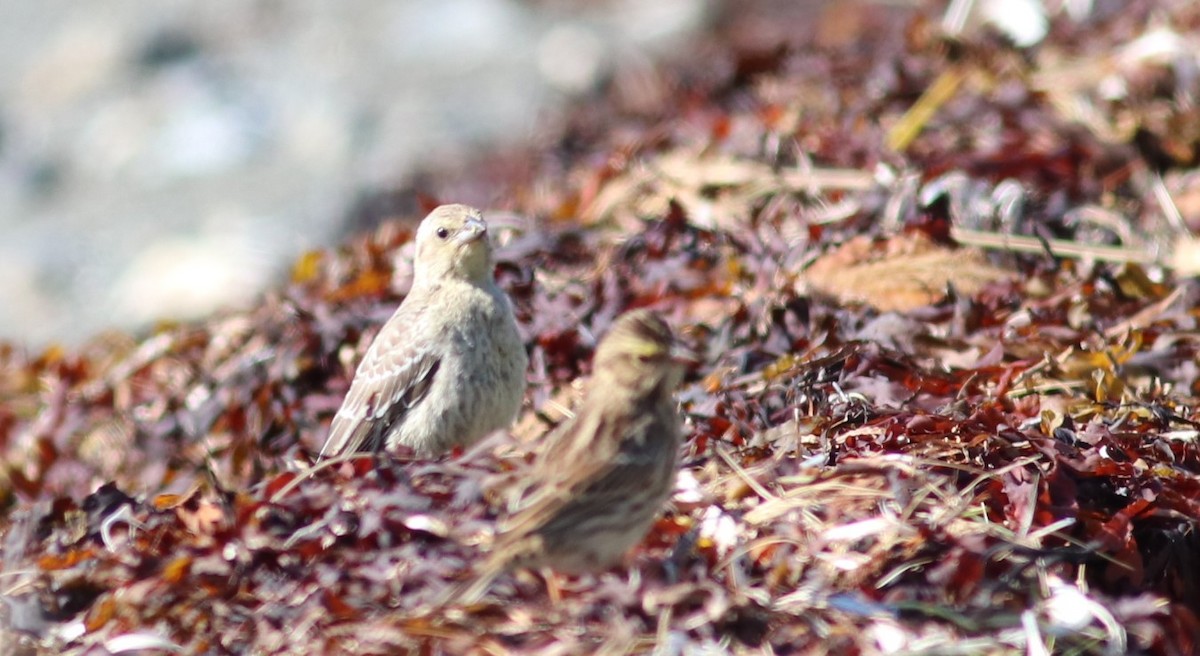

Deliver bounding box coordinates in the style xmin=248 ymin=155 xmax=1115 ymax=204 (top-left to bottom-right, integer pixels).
xmin=0 ymin=0 xmax=715 ymax=347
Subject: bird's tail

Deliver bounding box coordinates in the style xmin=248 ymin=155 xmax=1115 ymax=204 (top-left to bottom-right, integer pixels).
xmin=412 ymin=538 xmax=535 ymax=616
xmin=414 ymin=554 xmax=506 ymax=618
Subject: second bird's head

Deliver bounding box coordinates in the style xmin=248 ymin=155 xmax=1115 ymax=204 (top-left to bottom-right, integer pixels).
xmin=413 ymin=204 xmax=493 ymax=284
xmin=593 ymin=309 xmax=694 ymax=397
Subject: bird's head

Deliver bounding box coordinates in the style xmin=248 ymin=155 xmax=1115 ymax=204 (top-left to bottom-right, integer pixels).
xmin=413 ymin=204 xmax=494 ymax=285
xmin=592 ymin=310 xmax=691 ymax=396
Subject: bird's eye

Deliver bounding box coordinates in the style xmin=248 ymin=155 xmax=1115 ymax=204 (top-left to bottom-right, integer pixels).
xmin=436 ymin=227 xmax=450 ymax=240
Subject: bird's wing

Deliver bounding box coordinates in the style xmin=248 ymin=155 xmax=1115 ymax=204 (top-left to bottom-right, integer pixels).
xmin=497 ymin=404 xmax=659 ymax=539
xmin=319 ymin=310 xmax=442 ymax=458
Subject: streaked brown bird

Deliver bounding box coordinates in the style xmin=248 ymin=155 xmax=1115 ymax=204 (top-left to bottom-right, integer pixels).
xmin=450 ymin=309 xmax=689 ymax=603
xmin=319 ymin=204 xmax=527 ymax=459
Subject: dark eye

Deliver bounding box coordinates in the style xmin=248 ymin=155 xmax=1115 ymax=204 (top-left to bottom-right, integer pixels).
xmin=436 ymin=227 xmax=450 ymax=239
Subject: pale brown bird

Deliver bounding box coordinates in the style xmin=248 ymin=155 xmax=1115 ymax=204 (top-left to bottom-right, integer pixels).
xmin=319 ymin=204 xmax=527 ymax=459
xmin=449 ymin=309 xmax=689 ymax=604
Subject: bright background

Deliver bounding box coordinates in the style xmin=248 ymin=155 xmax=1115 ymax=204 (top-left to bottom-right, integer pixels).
xmin=0 ymin=0 xmax=712 ymax=346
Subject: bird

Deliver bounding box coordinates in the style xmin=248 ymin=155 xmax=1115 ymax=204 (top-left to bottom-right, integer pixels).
xmin=447 ymin=309 xmax=690 ymax=604
xmin=319 ymin=204 xmax=527 ymax=459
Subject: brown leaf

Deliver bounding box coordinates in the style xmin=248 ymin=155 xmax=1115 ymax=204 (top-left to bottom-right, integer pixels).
xmin=800 ymin=233 xmax=1014 ymax=311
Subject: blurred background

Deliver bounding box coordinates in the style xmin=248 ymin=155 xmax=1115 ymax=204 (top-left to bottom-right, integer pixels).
xmin=0 ymin=0 xmax=715 ymax=347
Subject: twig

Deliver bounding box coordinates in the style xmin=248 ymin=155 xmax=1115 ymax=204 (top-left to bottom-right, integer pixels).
xmin=267 ymin=453 xmax=381 ymax=503
xmin=951 ymin=227 xmax=1157 ymax=265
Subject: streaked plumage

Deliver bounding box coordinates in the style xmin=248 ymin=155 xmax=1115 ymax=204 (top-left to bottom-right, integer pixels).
xmin=320 ymin=204 xmax=527 ymax=459
xmin=451 ymin=309 xmax=687 ymax=603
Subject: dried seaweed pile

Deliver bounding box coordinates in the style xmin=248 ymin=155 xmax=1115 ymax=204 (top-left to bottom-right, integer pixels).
xmin=5 ymin=1 xmax=1200 ymax=653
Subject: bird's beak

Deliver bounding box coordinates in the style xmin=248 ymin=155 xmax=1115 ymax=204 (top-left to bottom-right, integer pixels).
xmin=669 ymin=339 xmax=701 ymax=368
xmin=457 ymin=216 xmax=488 ymax=244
